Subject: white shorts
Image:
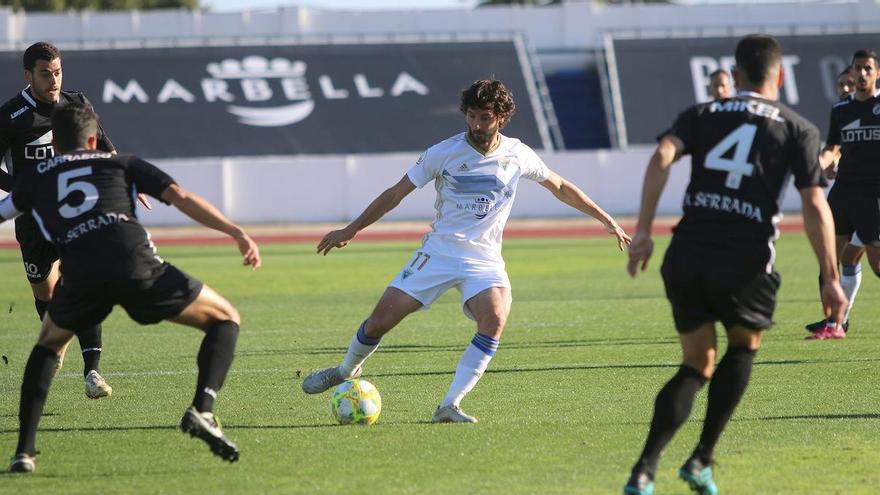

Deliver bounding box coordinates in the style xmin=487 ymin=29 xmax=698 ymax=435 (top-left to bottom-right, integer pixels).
xmin=388 ymin=249 xmax=511 ymax=320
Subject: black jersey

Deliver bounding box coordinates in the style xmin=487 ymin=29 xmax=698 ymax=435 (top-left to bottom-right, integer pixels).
xmin=5 ymin=150 xmax=174 ymax=283
xmin=826 ymin=92 xmax=880 ymax=187
xmin=663 ymin=93 xmax=824 ymax=246
xmin=0 ymin=88 xmax=115 ymax=192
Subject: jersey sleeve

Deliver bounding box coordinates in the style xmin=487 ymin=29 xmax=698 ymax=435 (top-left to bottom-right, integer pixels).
xmin=1 ymin=169 xmax=33 ymax=219
xmin=658 ymin=106 xmax=698 ymax=155
xmin=126 ymin=156 xmax=176 ymax=203
xmin=406 ymin=146 xmax=443 ymax=188
xmin=825 ymin=106 xmax=841 ymax=147
xmin=792 ymin=123 xmax=825 ymax=190
xmin=79 ymin=93 xmax=116 ymax=153
xmin=519 ymin=144 xmax=551 ymax=182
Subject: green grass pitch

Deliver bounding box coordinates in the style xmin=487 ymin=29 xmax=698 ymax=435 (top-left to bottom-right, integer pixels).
xmin=0 ymin=234 xmax=878 ymax=494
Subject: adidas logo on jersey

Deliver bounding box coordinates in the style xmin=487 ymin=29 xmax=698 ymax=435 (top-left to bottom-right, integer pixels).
xmin=458 ymin=163 xmax=469 ymax=171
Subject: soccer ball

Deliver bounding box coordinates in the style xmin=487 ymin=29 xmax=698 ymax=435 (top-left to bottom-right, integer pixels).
xmin=329 ymin=379 xmax=382 ymax=425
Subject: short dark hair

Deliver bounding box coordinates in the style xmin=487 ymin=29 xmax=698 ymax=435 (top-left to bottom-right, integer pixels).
xmin=51 ymin=103 xmax=98 ymax=152
xmin=460 ymin=79 xmax=516 ymax=126
xmin=851 ymin=49 xmax=879 ymax=66
xmin=734 ymin=34 xmax=782 ymax=85
xmin=839 ymin=67 xmax=853 ymax=78
xmin=23 ymin=42 xmax=61 ymax=71
xmin=709 ymin=69 xmax=730 ymax=80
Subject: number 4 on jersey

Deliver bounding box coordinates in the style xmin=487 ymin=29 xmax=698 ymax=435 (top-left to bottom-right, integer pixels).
xmin=705 ymin=123 xmax=757 ymax=190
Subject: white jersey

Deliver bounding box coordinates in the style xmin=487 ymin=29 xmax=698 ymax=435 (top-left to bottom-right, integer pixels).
xmin=407 ymin=132 xmax=550 ymax=262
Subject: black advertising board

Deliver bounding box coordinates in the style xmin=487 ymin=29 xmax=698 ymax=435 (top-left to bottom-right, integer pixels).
xmin=0 ymin=41 xmax=550 ymax=158
xmin=607 ymin=33 xmax=880 ymax=145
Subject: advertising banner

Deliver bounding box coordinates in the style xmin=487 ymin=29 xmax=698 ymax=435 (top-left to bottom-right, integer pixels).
xmin=0 ymin=41 xmax=550 ymax=158
xmin=607 ymin=33 xmax=880 ymax=146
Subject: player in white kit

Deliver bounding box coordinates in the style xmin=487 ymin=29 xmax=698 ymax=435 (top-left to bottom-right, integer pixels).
xmin=301 ymin=79 xmax=631 ymax=422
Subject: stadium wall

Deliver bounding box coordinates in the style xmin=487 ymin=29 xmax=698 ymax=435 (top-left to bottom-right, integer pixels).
xmin=127 ymin=148 xmax=803 ymax=227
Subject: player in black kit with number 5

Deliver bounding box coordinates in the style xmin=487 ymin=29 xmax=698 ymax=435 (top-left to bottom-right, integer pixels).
xmin=2 ymin=103 xmax=261 ymax=473
xmin=623 ymin=35 xmax=846 ymax=495
xmin=0 ymin=42 xmax=127 ymax=398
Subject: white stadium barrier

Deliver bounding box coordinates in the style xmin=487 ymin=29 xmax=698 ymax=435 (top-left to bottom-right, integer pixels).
xmin=129 ymin=148 xmax=805 ymax=227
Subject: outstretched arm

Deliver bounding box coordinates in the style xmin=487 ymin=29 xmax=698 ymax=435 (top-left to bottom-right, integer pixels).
xmin=800 ymin=186 xmax=847 ymax=323
xmin=539 ymin=170 xmax=631 ymax=251
xmin=317 ymin=174 xmax=417 ymax=255
xmin=627 ymin=135 xmax=684 ymax=277
xmin=160 ymin=183 xmax=261 ymax=269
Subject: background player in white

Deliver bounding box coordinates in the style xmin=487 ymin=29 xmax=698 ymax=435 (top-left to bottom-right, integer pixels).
xmin=302 ymin=79 xmax=631 ymax=423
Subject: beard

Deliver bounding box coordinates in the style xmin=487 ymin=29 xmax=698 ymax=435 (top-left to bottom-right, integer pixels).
xmin=468 ymin=129 xmax=494 ymax=147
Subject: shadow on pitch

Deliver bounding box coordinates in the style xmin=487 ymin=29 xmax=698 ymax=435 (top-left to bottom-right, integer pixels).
xmin=285 ymin=337 xmax=682 ymax=357
xmin=746 ymin=412 xmax=880 ymax=422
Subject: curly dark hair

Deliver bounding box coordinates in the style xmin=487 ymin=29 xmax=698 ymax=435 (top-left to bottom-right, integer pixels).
xmin=459 ymin=79 xmax=516 ymax=126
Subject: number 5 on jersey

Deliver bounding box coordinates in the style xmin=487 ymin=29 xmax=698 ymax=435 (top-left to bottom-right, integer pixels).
xmin=706 ymin=123 xmax=757 ymax=190
xmin=58 ymin=166 xmax=99 ymax=218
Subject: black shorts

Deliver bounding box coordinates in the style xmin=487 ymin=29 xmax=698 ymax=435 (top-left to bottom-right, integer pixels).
xmin=660 ymin=237 xmax=780 ymax=333
xmin=48 ymin=263 xmax=203 ymax=333
xmin=827 ymin=183 xmax=880 ymax=246
xmin=15 ymin=215 xmax=59 ymax=284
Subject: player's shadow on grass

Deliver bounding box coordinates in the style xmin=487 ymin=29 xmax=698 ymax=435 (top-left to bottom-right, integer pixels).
xmin=0 ymin=423 xmax=347 ymax=434
xmin=292 ymin=337 xmax=682 ymax=357
xmin=745 ymin=413 xmax=880 ymax=421
xmin=361 ymin=356 xmax=880 ymax=378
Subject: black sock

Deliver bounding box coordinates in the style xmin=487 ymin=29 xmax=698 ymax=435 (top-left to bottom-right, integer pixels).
xmin=17 ymin=345 xmax=59 ymax=456
xmin=692 ymin=347 xmax=756 ymax=464
xmin=34 ymin=298 xmax=49 ymax=321
xmin=633 ymin=365 xmax=708 ymax=478
xmin=192 ymin=320 xmax=239 ymax=414
xmin=77 ymin=325 xmax=103 ymax=376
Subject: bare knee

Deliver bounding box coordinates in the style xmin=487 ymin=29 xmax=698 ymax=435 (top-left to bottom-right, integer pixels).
xmin=476 ymin=312 xmax=506 ymax=338
xmin=682 ymin=349 xmax=715 ymax=379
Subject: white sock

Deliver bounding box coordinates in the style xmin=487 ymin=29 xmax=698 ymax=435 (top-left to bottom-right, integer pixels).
xmin=840 ymin=264 xmax=862 ymax=323
xmin=340 ymin=321 xmax=380 ymax=377
xmin=441 ymin=334 xmax=499 ymax=408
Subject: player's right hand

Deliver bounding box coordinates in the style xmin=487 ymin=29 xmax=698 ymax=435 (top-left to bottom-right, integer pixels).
xmin=317 ymin=228 xmax=355 ymax=256
xmin=820 ymin=279 xmax=847 ymax=326
xmin=626 ymin=232 xmax=653 ymax=278
xmin=235 ymin=233 xmax=261 ymax=269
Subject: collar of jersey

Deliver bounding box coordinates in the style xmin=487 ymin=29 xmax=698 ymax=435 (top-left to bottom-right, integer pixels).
xmin=735 ymin=90 xmax=768 ymax=100
xmin=21 ymin=86 xmax=58 ymax=111
xmin=465 ymin=132 xmax=503 ymax=156
xmin=851 ymin=88 xmax=880 ymax=101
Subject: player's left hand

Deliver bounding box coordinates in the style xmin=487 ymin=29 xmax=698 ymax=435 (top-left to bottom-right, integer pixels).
xmin=605 ymin=221 xmax=632 ymax=251
xmin=317 ymin=227 xmax=356 ymax=256
xmin=235 ymin=233 xmax=261 ymax=270
xmin=626 ymin=231 xmax=653 ymax=278
xmin=137 ymin=193 xmax=153 ymax=210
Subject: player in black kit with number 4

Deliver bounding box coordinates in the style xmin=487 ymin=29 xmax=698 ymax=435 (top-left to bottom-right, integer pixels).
xmin=3 ymin=103 xmax=261 ymax=473
xmin=0 ymin=42 xmax=128 ymax=398
xmin=623 ymin=35 xmax=846 ymax=495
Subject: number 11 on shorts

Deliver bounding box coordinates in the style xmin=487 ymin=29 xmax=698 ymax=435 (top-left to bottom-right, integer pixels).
xmin=410 ymin=252 xmax=431 ymax=271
